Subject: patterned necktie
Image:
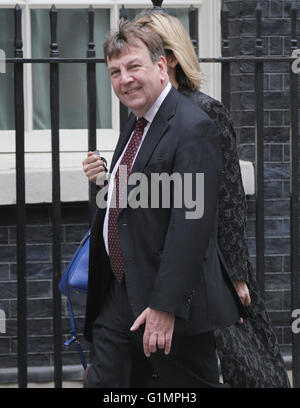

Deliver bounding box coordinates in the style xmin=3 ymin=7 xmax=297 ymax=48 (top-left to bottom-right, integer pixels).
xmin=108 ymin=117 xmax=148 ymax=283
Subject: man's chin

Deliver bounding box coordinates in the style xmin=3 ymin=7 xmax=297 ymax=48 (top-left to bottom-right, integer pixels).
xmin=121 ymin=102 xmax=146 ymax=118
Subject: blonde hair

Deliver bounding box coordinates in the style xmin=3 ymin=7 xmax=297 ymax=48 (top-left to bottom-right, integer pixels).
xmin=135 ymin=12 xmax=204 ymax=91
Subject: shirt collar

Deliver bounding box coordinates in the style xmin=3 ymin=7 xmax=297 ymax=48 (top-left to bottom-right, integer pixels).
xmin=142 ymin=81 xmax=172 ymax=124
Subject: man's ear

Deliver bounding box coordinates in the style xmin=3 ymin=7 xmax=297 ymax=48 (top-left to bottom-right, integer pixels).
xmin=157 ymin=55 xmax=168 ymax=82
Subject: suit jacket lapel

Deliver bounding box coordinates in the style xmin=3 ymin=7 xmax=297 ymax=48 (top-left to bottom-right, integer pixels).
xmin=130 ymin=87 xmax=178 ymax=176
xmin=109 ymin=113 xmax=136 ymax=172
xmin=120 ymin=86 xmax=179 ymax=214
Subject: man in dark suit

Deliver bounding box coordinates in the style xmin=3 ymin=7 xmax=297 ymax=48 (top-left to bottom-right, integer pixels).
xmin=83 ymin=20 xmax=247 ymax=388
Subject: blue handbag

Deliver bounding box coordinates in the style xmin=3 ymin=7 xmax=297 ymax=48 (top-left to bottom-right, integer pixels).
xmin=59 ymin=229 xmax=90 ymax=370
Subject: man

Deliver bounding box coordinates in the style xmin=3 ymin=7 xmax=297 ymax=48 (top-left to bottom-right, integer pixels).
xmin=83 ymin=20 xmax=247 ymax=388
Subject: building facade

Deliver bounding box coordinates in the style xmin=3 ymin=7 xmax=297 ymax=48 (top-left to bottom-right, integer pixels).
xmin=0 ymin=0 xmax=299 ymax=383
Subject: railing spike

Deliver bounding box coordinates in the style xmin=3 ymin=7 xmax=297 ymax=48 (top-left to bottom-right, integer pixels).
xmin=256 ymin=2 xmax=262 ymax=11
xmin=221 ymin=3 xmax=229 ymax=13
xmin=119 ymin=5 xmax=128 ymax=20
xmin=14 ymin=3 xmax=23 ymax=58
xmin=152 ymin=0 xmax=164 ymax=8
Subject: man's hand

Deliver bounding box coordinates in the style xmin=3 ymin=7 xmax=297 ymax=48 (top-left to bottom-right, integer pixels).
xmin=232 ymin=279 xmax=251 ymax=324
xmin=130 ymin=307 xmax=175 ymax=357
xmin=82 ymin=151 xmax=106 ymax=185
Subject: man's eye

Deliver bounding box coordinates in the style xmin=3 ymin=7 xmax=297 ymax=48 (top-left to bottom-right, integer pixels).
xmin=110 ymin=71 xmax=119 ymax=77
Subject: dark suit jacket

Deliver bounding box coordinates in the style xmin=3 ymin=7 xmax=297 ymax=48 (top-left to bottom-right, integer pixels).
xmin=84 ymin=86 xmax=247 ymax=342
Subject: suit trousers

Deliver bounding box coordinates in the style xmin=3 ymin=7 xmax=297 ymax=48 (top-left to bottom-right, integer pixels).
xmin=84 ymin=277 xmax=227 ymax=388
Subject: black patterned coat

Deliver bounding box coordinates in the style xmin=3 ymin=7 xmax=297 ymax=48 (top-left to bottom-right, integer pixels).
xmin=179 ymin=86 xmax=290 ymax=388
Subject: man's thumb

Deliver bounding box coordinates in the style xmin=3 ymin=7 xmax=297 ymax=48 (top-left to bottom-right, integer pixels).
xmin=130 ymin=312 xmax=146 ymax=331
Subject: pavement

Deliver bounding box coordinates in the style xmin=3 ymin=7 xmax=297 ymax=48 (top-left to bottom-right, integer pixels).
xmin=0 ymin=371 xmax=293 ymax=388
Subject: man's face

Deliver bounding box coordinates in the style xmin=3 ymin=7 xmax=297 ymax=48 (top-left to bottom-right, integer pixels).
xmin=107 ymin=39 xmax=168 ymax=117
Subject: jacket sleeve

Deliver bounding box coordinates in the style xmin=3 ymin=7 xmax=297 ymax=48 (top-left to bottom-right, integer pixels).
xmin=148 ymin=118 xmax=222 ymax=321
xmin=179 ymin=89 xmax=251 ymax=284
xmin=213 ymin=102 xmax=250 ymax=283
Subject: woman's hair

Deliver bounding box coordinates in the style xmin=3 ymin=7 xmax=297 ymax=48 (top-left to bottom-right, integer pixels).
xmin=135 ymin=12 xmax=204 ymax=90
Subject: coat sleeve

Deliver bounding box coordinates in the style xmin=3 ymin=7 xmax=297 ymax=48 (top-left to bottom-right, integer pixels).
xmin=179 ymin=89 xmax=251 ymax=284
xmin=148 ymin=118 xmax=222 ymax=321
xmin=213 ymin=102 xmax=250 ymax=283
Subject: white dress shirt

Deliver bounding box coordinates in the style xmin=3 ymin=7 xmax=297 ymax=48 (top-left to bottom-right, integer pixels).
xmin=103 ymin=81 xmax=172 ymax=255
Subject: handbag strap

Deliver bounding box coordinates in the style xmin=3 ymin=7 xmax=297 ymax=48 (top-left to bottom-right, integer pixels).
xmin=64 ymin=289 xmax=87 ymax=371
xmin=62 ymin=228 xmax=92 ymax=372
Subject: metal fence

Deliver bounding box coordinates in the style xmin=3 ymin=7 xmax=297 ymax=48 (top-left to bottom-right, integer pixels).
xmin=2 ymin=0 xmax=300 ymax=388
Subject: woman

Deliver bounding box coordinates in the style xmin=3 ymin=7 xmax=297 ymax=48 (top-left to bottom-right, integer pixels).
xmin=82 ymin=12 xmax=290 ymax=387
xmin=133 ymin=12 xmax=290 ymax=388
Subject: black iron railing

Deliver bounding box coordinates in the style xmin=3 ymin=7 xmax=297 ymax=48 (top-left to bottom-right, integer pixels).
xmin=1 ymin=0 xmax=299 ymax=388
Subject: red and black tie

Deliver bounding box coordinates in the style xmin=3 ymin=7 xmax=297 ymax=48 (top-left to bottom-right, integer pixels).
xmin=108 ymin=117 xmax=148 ymax=282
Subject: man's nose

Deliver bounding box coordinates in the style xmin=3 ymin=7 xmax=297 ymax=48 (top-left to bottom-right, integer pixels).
xmin=120 ymin=69 xmax=133 ymax=84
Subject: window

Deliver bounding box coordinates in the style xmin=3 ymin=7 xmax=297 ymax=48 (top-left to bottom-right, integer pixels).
xmin=0 ymin=8 xmax=14 ymax=131
xmin=0 ymin=0 xmax=222 ymax=204
xmin=31 ymin=8 xmax=111 ymax=130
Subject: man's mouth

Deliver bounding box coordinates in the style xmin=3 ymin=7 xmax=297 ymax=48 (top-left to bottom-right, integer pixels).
xmin=124 ymin=87 xmax=141 ymax=95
